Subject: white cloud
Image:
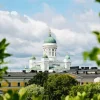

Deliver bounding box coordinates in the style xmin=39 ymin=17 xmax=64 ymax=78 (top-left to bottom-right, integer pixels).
xmin=89 ymin=24 xmax=100 ymax=31
xmin=0 ymin=4 xmax=99 ymax=70
xmin=33 ymin=3 xmax=67 ymax=29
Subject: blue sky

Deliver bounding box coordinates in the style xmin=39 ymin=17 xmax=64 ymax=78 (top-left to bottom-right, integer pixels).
xmin=0 ymin=0 xmax=99 ymax=16
xmin=0 ymin=0 xmax=100 ymax=71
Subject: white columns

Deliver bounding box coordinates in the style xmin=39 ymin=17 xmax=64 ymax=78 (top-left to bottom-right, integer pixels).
xmin=43 ymin=43 xmax=57 ymax=61
xmin=41 ymin=58 xmax=49 ymax=72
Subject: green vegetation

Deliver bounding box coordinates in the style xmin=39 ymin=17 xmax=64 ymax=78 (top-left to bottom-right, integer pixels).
xmin=65 ymin=92 xmax=100 ymax=100
xmin=83 ymin=0 xmax=100 ymax=66
xmin=28 ymin=71 xmax=48 ymax=86
xmin=43 ymin=74 xmax=78 ymax=100
xmin=25 ymin=84 xmax=44 ymax=100
xmin=0 ymin=38 xmax=11 ymax=81
xmin=69 ymin=83 xmax=100 ymax=99
xmin=3 ymin=88 xmax=27 ymax=100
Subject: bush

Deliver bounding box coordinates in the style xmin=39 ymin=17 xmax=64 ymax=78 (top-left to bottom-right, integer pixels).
xmin=69 ymin=83 xmax=100 ymax=99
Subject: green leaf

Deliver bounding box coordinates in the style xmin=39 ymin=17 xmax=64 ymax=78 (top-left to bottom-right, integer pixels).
xmin=93 ymin=31 xmax=100 ymax=43
xmin=95 ymin=0 xmax=100 ymax=3
xmin=83 ymin=52 xmax=89 ymax=60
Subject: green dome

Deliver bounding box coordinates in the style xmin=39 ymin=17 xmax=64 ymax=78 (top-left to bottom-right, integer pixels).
xmin=30 ymin=56 xmax=36 ymax=60
xmin=65 ymin=55 xmax=70 ymax=60
xmin=44 ymin=33 xmax=56 ymax=43
xmin=43 ymin=54 xmax=48 ymax=58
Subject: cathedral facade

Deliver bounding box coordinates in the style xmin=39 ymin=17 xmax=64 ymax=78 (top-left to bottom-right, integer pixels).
xmin=29 ymin=30 xmax=71 ymax=72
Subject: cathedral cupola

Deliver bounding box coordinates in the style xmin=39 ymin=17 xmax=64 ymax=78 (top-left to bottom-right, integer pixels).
xmin=44 ymin=30 xmax=56 ymax=44
xmin=43 ymin=29 xmax=57 ymax=61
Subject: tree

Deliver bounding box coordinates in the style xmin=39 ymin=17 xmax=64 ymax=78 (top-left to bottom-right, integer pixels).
xmin=28 ymin=71 xmax=48 ymax=86
xmin=69 ymin=83 xmax=100 ymax=99
xmin=43 ymin=74 xmax=78 ymax=100
xmin=24 ymin=84 xmax=44 ymax=100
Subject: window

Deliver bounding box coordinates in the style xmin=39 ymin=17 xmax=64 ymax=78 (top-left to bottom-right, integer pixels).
xmin=81 ymin=82 xmax=83 ymax=85
xmin=18 ymin=82 xmax=20 ymax=87
xmin=25 ymin=82 xmax=27 ymax=86
xmin=8 ymin=83 xmax=11 ymax=87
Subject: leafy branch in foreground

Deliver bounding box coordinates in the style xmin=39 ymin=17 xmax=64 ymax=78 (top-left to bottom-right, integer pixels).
xmin=65 ymin=92 xmax=100 ymax=100
xmin=83 ymin=0 xmax=100 ymax=66
xmin=0 ymin=38 xmax=11 ymax=80
xmin=95 ymin=0 xmax=100 ymax=3
xmin=0 ymin=38 xmax=11 ymax=65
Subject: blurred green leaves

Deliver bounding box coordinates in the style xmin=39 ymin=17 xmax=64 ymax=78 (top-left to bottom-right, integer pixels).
xmin=95 ymin=0 xmax=100 ymax=3
xmin=3 ymin=88 xmax=27 ymax=100
xmin=0 ymin=38 xmax=11 ymax=65
xmin=83 ymin=0 xmax=100 ymax=66
xmin=93 ymin=31 xmax=100 ymax=43
xmin=0 ymin=38 xmax=11 ymax=81
xmin=83 ymin=47 xmax=100 ymax=66
xmin=65 ymin=92 xmax=100 ymax=100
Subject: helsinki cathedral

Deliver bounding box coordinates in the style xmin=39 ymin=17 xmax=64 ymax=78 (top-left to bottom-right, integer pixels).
xmin=29 ymin=30 xmax=71 ymax=72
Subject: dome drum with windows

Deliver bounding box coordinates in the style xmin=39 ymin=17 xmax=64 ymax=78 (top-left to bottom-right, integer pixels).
xmin=43 ymin=30 xmax=57 ymax=61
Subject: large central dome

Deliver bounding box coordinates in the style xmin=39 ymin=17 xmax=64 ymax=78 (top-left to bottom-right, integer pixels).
xmin=44 ymin=32 xmax=56 ymax=43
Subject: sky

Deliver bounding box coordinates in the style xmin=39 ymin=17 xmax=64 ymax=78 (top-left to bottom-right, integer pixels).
xmin=0 ymin=0 xmax=100 ymax=71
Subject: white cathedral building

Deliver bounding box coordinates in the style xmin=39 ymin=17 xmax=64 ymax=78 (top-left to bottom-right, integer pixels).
xmin=29 ymin=30 xmax=71 ymax=72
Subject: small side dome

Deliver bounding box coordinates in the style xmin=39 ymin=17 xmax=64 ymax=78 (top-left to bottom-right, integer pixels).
xmin=30 ymin=56 xmax=36 ymax=60
xmin=44 ymin=30 xmax=56 ymax=43
xmin=43 ymin=54 xmax=48 ymax=58
xmin=65 ymin=54 xmax=70 ymax=60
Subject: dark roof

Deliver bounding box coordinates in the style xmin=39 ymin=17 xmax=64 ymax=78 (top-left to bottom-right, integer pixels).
xmin=2 ymin=71 xmax=100 ymax=81
xmin=3 ymin=72 xmax=37 ymax=79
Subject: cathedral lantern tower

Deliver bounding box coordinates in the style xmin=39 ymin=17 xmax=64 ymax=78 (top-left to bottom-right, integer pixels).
xmin=43 ymin=30 xmax=57 ymax=61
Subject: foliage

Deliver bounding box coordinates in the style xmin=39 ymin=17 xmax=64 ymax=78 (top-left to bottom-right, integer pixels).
xmin=28 ymin=71 xmax=48 ymax=86
xmin=65 ymin=92 xmax=100 ymax=100
xmin=83 ymin=0 xmax=100 ymax=66
xmin=0 ymin=38 xmax=11 ymax=81
xmin=0 ymin=38 xmax=11 ymax=65
xmin=95 ymin=0 xmax=100 ymax=3
xmin=25 ymin=84 xmax=44 ymax=100
xmin=2 ymin=88 xmax=27 ymax=100
xmin=0 ymin=85 xmax=44 ymax=100
xmin=43 ymin=73 xmax=78 ymax=100
xmin=69 ymin=83 xmax=100 ymax=99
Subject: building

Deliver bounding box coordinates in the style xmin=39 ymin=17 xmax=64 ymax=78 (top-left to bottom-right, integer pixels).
xmin=0 ymin=30 xmax=100 ymax=93
xmin=0 ymin=68 xmax=100 ymax=92
xmin=29 ymin=30 xmax=71 ymax=72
